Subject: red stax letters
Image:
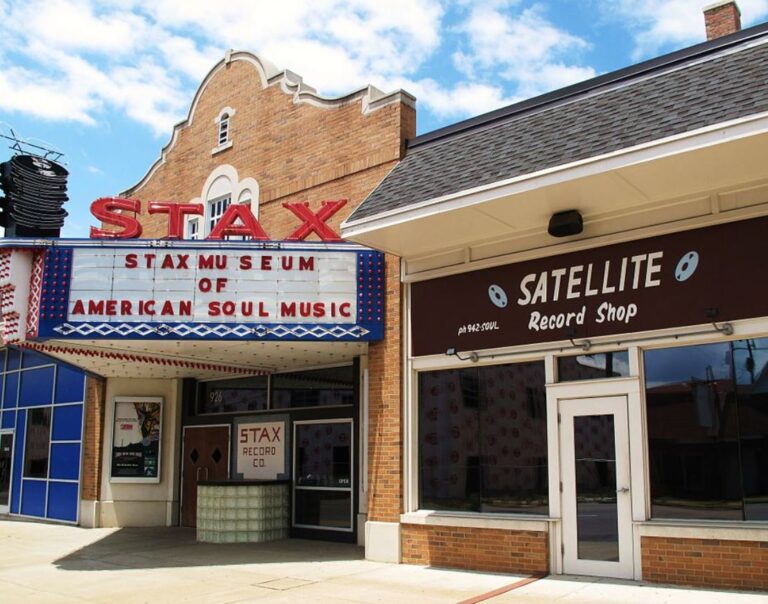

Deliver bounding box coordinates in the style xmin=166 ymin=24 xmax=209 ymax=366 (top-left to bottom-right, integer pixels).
xmin=90 ymin=198 xmax=348 ymax=241
xmin=148 ymin=202 xmax=204 ymax=239
xmin=207 ymin=204 xmax=269 ymax=240
xmin=283 ymin=199 xmax=346 ymax=242
xmin=90 ymin=197 xmax=143 ymax=238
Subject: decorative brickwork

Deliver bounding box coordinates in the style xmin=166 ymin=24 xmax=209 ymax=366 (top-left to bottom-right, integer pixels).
xmin=81 ymin=376 xmax=105 ymax=501
xmin=366 ymin=253 xmax=402 ymax=522
xmin=121 ymin=56 xmax=415 ymax=242
xmin=642 ymin=536 xmax=768 ymax=591
xmin=401 ymin=525 xmax=549 ymax=574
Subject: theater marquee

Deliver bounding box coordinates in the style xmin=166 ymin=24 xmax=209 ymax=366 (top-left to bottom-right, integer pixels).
xmin=33 ymin=243 xmax=384 ymax=341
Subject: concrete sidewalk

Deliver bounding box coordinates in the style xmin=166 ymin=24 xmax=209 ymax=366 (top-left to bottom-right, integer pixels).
xmin=0 ymin=519 xmax=764 ymax=603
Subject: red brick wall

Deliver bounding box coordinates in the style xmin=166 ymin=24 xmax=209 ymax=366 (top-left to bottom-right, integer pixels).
xmin=81 ymin=376 xmax=105 ymax=501
xmin=704 ymin=2 xmax=741 ymax=40
xmin=642 ymin=536 xmax=768 ymax=591
xmin=401 ymin=524 xmax=549 ymax=574
xmin=366 ymin=253 xmax=402 ymax=522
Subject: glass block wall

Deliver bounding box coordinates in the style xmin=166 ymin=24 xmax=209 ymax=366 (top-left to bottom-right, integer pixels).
xmin=0 ymin=347 xmax=86 ymax=523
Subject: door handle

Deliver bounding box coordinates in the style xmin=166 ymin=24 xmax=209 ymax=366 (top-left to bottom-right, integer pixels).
xmin=617 ymin=486 xmax=630 ymax=493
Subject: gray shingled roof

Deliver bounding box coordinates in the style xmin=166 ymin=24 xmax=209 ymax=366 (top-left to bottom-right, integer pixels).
xmin=348 ymin=35 xmax=768 ymax=223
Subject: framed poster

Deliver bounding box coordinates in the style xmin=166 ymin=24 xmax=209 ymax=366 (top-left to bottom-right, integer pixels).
xmin=110 ymin=397 xmax=163 ymax=483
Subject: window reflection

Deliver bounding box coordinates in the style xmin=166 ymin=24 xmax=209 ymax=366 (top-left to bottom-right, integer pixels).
xmin=419 ymin=362 xmax=548 ymax=514
xmin=295 ymin=423 xmax=351 ymax=488
xmin=24 ymin=407 xmax=51 ymax=478
xmin=558 ymin=351 xmax=630 ymax=382
xmin=733 ymin=340 xmax=768 ymax=521
xmin=198 ymin=376 xmax=268 ymax=413
xmin=272 ymin=366 xmax=354 ymax=409
xmin=644 ymin=338 xmax=768 ymax=521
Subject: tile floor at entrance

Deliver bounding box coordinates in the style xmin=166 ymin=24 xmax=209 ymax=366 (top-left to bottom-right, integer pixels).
xmin=0 ymin=519 xmax=764 ymax=603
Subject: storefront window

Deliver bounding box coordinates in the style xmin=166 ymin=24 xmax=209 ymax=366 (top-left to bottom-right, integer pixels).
xmin=198 ymin=376 xmax=268 ymax=413
xmin=558 ymin=351 xmax=630 ymax=382
xmin=418 ymin=361 xmax=548 ymax=514
xmin=271 ymin=366 xmax=354 ymax=409
xmin=24 ymin=407 xmax=51 ymax=478
xmin=645 ymin=338 xmax=768 ymax=521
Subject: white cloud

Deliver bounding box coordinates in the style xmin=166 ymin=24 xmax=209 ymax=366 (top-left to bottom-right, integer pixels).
xmin=601 ymin=0 xmax=768 ymax=59
xmin=0 ymin=0 xmax=601 ymax=134
xmin=401 ymin=79 xmax=518 ymax=118
xmin=0 ymin=0 xmax=448 ymax=134
xmin=452 ymin=3 xmax=596 ymax=99
xmin=0 ymin=64 xmax=99 ymax=124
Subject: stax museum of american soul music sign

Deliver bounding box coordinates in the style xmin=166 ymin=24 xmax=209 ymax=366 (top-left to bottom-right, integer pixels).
xmin=32 ymin=198 xmax=384 ymax=341
xmin=411 ymin=217 xmax=768 ymax=356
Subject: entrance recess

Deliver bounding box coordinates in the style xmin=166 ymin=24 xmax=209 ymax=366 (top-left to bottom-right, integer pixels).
xmin=560 ymin=396 xmax=633 ymax=579
xmin=0 ymin=431 xmax=13 ymax=514
xmin=181 ymin=425 xmax=230 ymax=527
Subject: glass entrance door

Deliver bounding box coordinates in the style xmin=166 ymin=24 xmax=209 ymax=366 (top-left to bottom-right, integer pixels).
xmin=560 ymin=396 xmax=633 ymax=579
xmin=293 ymin=420 xmax=353 ymax=536
xmin=0 ymin=431 xmax=13 ymax=514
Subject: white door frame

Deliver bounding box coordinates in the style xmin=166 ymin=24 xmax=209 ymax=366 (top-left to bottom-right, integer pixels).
xmin=0 ymin=429 xmax=14 ymax=515
xmin=545 ymin=355 xmax=647 ymax=580
xmin=559 ymin=395 xmax=633 ymax=579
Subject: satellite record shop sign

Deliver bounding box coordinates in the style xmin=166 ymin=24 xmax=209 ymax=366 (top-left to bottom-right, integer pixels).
xmin=411 ymin=216 xmax=768 ymax=356
xmin=35 ymin=244 xmax=384 ymax=341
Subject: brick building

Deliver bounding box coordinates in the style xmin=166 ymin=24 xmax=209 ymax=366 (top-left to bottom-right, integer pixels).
xmin=342 ymin=0 xmax=768 ymax=592
xmin=1 ymin=0 xmax=767 ymax=593
xmin=0 ymin=51 xmax=413 ymax=546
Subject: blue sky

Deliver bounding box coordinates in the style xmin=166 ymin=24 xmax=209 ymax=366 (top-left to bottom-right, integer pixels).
xmin=1 ymin=0 xmax=767 ymax=237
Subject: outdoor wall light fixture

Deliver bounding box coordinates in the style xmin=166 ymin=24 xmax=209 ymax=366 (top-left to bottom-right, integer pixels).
xmin=565 ymin=327 xmax=592 ymax=351
xmin=548 ymin=209 xmax=583 ymax=237
xmin=705 ymin=307 xmax=734 ymax=335
xmin=445 ymin=347 xmax=479 ymax=362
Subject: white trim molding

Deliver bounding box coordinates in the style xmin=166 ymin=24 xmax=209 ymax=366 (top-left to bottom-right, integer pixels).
xmin=400 ymin=510 xmax=550 ymax=533
xmin=341 ymin=111 xmax=768 ymax=237
xmin=638 ymin=521 xmax=768 ymax=542
xmin=365 ymin=521 xmax=401 ymax=563
xmin=189 ymin=164 xmax=260 ymax=238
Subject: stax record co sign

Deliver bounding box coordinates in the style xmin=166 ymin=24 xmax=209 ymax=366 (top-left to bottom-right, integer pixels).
xmin=411 ymin=217 xmax=768 ymax=356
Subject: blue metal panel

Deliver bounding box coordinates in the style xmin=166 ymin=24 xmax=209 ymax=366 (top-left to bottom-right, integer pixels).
xmin=46 ymin=482 xmax=78 ymax=522
xmin=0 ymin=348 xmax=6 ymax=370
xmin=10 ymin=409 xmax=24 ymax=513
xmin=21 ymin=480 xmax=46 ymax=517
xmin=1 ymin=410 xmax=15 ymax=429
xmin=54 ymin=365 xmax=85 ymax=404
xmin=49 ymin=443 xmax=80 ymax=481
xmin=18 ymin=367 xmax=55 ymax=407
xmin=52 ymin=404 xmax=82 ymax=441
xmin=21 ymin=350 xmax=53 ymax=368
xmin=6 ymin=348 xmax=21 ymax=371
xmin=3 ymin=373 xmax=18 ymax=409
